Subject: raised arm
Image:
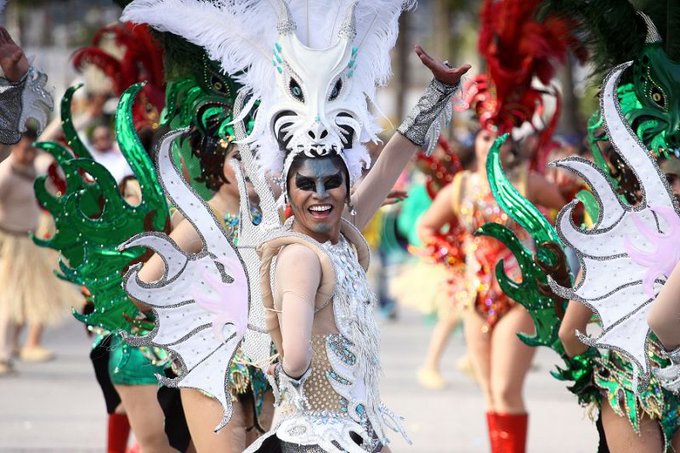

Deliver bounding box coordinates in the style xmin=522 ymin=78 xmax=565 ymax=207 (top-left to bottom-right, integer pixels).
xmin=274 ymin=244 xmax=321 ymax=378
xmin=0 ymin=28 xmax=30 ymax=145
xmin=349 ymin=46 xmax=470 ymax=229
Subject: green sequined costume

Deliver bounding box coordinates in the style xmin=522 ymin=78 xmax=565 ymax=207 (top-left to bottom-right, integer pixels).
xmin=594 ymin=334 xmax=679 ymax=446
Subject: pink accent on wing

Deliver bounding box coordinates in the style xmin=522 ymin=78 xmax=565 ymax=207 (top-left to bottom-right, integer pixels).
xmin=625 ymin=206 xmax=680 ymax=298
xmin=192 ymin=256 xmax=248 ymax=343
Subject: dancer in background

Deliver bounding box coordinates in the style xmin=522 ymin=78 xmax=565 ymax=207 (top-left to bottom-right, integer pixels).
xmin=419 ymin=128 xmax=564 ymax=452
xmin=0 ymin=130 xmax=76 ymax=375
xmin=418 ymin=1 xmax=581 ymax=450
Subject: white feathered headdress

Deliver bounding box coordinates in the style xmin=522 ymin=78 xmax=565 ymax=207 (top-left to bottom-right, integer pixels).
xmin=122 ymin=0 xmax=414 ymax=188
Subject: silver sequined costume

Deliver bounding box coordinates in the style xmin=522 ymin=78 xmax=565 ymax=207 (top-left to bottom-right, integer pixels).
xmin=0 ymin=67 xmax=53 ymax=144
xmin=248 ymin=220 xmax=408 ymax=453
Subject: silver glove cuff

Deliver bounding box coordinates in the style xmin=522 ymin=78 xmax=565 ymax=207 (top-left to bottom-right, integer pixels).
xmin=276 ymin=362 xmax=313 ymax=411
xmin=397 ymin=78 xmax=459 ymax=155
xmin=0 ymin=72 xmax=27 ymax=145
xmin=653 ymin=345 xmax=680 ymax=393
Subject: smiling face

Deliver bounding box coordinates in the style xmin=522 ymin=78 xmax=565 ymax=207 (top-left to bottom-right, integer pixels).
xmin=287 ymin=156 xmax=348 ymax=243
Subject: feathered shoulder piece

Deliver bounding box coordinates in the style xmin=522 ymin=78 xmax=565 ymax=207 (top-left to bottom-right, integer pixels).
xmin=122 ymin=0 xmax=413 ymax=187
xmin=72 ymin=22 xmax=165 ymax=130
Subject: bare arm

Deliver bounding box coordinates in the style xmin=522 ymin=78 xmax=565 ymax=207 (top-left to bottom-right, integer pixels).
xmin=132 ymin=218 xmax=204 ymax=311
xmin=647 ymin=262 xmax=680 ymax=351
xmin=417 ymin=181 xmax=458 ymax=242
xmin=350 ymin=46 xmax=470 ymax=229
xmin=350 ymin=133 xmax=418 ymax=229
xmin=559 ymin=298 xmax=593 ymax=357
xmin=527 ymin=170 xmax=566 ymax=211
xmin=275 ymin=244 xmax=321 ymax=378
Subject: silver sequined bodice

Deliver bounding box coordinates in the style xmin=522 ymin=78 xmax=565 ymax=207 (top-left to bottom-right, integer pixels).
xmin=253 ymin=233 xmax=407 ymax=453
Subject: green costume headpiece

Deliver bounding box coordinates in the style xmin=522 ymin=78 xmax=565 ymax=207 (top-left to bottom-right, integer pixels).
xmin=156 ymin=32 xmax=255 ymax=200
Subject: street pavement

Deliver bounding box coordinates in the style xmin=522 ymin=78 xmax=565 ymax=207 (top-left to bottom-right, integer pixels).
xmin=0 ymin=307 xmax=598 ymax=452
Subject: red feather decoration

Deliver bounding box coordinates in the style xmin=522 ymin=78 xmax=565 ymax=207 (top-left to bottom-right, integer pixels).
xmin=469 ymin=0 xmax=586 ymax=172
xmin=72 ymin=23 xmax=165 ymax=131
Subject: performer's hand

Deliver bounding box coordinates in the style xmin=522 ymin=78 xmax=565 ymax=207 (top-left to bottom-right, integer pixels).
xmin=415 ymin=45 xmax=471 ymax=86
xmin=381 ymin=189 xmax=408 ymax=207
xmin=0 ymin=28 xmax=28 ymax=82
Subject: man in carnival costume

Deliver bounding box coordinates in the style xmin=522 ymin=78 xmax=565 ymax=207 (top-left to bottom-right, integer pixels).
xmin=119 ymin=0 xmax=470 ymax=451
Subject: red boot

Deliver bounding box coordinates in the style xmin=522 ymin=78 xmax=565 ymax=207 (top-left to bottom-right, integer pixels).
xmin=107 ymin=413 xmax=130 ymax=453
xmin=486 ymin=412 xmax=500 ymax=451
xmin=494 ymin=413 xmax=528 ymax=453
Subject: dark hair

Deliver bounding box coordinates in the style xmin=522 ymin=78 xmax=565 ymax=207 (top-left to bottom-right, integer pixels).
xmin=21 ymin=127 xmax=39 ymax=142
xmin=137 ymin=126 xmax=155 ymax=156
xmin=118 ymin=175 xmax=138 ymax=196
xmin=190 ymin=127 xmax=232 ymax=191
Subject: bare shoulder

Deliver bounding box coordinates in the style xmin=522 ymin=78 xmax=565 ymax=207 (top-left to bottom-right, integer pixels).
xmin=277 ymin=242 xmax=321 ymax=267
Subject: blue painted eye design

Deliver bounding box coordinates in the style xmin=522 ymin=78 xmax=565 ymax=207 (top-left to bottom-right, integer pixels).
xmin=289 ymin=78 xmax=304 ymax=102
xmin=329 ymin=78 xmax=343 ymax=101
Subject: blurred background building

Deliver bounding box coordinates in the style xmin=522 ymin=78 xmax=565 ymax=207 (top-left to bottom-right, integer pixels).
xmin=4 ymin=0 xmax=594 ymax=142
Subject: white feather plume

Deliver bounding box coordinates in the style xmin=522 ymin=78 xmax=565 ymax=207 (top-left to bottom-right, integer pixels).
xmin=123 ymin=0 xmax=413 ymax=181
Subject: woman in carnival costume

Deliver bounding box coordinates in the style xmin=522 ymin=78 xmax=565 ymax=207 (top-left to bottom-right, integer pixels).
xmin=417 ymin=1 xmax=577 ymax=450
xmin=526 ymin=2 xmax=680 ymax=451
xmin=397 ymin=139 xmax=472 ymax=389
xmin=119 ymin=0 xmax=469 ymax=451
xmin=136 ymin=33 xmax=275 ymax=449
xmin=469 ymin=11 xmax=680 ymax=453
xmin=474 ymin=2 xmax=680 ymax=452
xmin=555 ymin=67 xmax=680 ymax=453
xmin=418 ymin=128 xmax=563 ymax=452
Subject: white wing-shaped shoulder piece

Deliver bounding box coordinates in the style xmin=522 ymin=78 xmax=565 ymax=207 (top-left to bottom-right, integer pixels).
xmin=120 ymin=128 xmax=252 ymax=430
xmin=549 ymin=62 xmax=680 ymax=383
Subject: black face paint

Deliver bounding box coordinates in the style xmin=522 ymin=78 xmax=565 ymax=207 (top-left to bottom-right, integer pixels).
xmin=294 ymin=172 xmax=343 ymax=197
xmin=288 ymin=157 xmax=348 ymax=241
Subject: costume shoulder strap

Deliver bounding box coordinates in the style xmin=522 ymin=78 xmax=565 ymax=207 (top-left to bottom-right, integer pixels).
xmin=339 ymin=218 xmax=370 ymax=271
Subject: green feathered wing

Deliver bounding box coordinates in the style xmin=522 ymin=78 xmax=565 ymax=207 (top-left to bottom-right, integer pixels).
xmin=33 ymin=84 xmax=169 ymax=332
xmin=477 ymin=135 xmax=599 ymax=404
